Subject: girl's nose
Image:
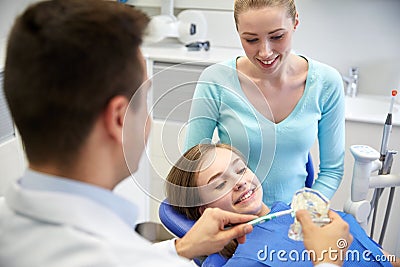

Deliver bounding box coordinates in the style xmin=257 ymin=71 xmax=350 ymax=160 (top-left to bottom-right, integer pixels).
xmin=234 ymin=180 xmax=247 ymax=191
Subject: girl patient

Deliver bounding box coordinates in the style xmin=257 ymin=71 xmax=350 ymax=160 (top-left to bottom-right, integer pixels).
xmin=165 ymin=143 xmax=399 ymax=267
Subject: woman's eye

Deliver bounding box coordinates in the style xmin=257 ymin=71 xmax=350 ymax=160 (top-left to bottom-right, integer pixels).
xmin=271 ymin=34 xmax=284 ymax=40
xmin=215 ymin=181 xmax=227 ymax=190
xmin=245 ymin=38 xmax=258 ymax=43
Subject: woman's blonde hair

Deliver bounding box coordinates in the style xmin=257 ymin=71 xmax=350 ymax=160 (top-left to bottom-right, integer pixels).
xmin=234 ymin=0 xmax=297 ymax=26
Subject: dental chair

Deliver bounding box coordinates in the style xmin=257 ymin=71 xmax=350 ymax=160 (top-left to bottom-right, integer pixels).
xmin=159 ymin=153 xmax=315 ymax=267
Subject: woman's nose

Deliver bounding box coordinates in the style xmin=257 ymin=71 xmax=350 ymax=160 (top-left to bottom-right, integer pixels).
xmin=259 ymin=40 xmax=273 ymax=58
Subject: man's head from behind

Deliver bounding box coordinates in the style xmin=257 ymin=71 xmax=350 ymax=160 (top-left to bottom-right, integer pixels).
xmin=4 ymin=0 xmax=149 ymax=167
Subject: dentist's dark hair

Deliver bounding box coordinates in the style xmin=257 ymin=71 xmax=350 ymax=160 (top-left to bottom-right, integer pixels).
xmin=4 ymin=0 xmax=149 ymax=166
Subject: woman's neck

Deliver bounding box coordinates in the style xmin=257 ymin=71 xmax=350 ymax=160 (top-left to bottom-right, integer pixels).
xmin=238 ymin=53 xmax=304 ymax=88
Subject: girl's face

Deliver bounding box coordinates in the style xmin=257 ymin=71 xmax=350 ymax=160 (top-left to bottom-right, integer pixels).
xmin=237 ymin=6 xmax=298 ymax=74
xmin=196 ymin=147 xmax=267 ymax=217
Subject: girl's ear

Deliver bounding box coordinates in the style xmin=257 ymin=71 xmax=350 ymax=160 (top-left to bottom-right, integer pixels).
xmin=198 ymin=206 xmax=207 ymax=215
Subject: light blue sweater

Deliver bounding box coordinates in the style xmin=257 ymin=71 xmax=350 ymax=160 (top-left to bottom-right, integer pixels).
xmin=184 ymin=56 xmax=345 ymax=206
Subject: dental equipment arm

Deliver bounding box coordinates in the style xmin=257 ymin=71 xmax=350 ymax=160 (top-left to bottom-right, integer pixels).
xmin=344 ymin=90 xmax=399 ymax=245
xmin=344 ymin=145 xmax=400 ymax=229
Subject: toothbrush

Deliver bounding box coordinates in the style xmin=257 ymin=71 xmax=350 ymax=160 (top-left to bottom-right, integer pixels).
xmin=245 ymin=209 xmax=332 ymax=226
xmin=224 ymin=209 xmax=294 ymax=230
xmin=224 ymin=210 xmax=331 ymax=229
xmin=246 ymin=209 xmax=294 ymax=226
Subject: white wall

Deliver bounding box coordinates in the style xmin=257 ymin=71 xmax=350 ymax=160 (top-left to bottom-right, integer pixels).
xmin=135 ymin=0 xmax=400 ymax=97
xmin=0 ymin=0 xmax=40 ymax=39
xmin=293 ymin=0 xmax=400 ymax=96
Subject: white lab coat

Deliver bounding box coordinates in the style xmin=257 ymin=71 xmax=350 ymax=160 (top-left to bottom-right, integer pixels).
xmin=0 ymin=181 xmax=192 ymax=267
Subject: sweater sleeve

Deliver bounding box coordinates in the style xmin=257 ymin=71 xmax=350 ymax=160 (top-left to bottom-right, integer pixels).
xmin=312 ymin=67 xmax=345 ymax=199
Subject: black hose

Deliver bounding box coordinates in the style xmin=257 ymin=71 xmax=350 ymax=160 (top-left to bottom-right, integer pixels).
xmin=370 ymin=188 xmax=383 ymax=238
xmin=368 ymin=189 xmax=377 ymax=222
xmin=378 ymin=187 xmax=395 ymax=245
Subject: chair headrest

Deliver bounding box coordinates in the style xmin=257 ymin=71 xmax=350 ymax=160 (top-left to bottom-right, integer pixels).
xmin=159 ymin=199 xmax=195 ymax=238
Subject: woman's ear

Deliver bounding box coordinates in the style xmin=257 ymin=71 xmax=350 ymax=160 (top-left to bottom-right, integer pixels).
xmin=103 ymin=95 xmax=129 ymax=144
xmin=293 ymin=12 xmax=299 ymax=30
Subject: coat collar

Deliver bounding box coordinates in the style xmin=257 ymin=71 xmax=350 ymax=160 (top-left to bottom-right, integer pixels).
xmin=5 ymin=171 xmax=139 ymax=241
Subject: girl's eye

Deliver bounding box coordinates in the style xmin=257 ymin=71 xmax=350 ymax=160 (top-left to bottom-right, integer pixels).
xmin=271 ymin=34 xmax=284 ymax=40
xmin=237 ymin=167 xmax=247 ymax=175
xmin=215 ymin=181 xmax=227 ymax=190
xmin=245 ymin=38 xmax=258 ymax=43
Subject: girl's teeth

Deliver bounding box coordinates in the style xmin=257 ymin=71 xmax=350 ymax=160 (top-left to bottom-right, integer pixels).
xmin=240 ymin=190 xmax=253 ymax=201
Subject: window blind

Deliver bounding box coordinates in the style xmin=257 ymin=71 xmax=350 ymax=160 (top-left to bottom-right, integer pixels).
xmin=0 ymin=70 xmax=15 ymax=144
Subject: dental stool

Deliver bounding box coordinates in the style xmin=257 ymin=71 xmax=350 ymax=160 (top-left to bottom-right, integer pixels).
xmin=159 ymin=153 xmax=314 ymax=266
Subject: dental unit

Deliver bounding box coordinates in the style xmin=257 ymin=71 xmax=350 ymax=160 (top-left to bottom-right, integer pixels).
xmin=344 ymin=89 xmax=399 ymax=245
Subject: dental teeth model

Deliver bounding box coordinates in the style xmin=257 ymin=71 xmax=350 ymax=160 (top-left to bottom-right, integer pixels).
xmin=288 ymin=188 xmax=330 ymax=241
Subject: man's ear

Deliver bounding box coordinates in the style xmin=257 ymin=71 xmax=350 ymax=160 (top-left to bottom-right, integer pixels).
xmin=103 ymin=95 xmax=129 ymax=144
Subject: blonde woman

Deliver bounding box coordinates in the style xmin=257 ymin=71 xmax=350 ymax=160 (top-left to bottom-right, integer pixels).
xmin=185 ymin=0 xmax=345 ymax=207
